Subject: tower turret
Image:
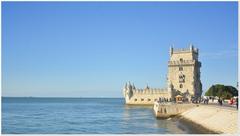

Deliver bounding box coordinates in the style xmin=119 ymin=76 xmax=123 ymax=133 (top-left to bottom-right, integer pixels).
xmin=123 ymin=81 xmax=133 ymax=103
xmin=132 ymin=83 xmax=136 ymax=90
xmin=170 ymin=46 xmax=173 ymax=56
xmin=190 ymin=44 xmax=194 ymax=52
xmin=125 ymin=82 xmax=128 ymax=90
xmin=145 ymin=84 xmax=150 ymax=90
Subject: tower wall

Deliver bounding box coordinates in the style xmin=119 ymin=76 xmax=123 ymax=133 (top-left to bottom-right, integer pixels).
xmin=168 ymin=45 xmax=202 ymax=97
xmin=168 ymin=64 xmax=194 ymax=94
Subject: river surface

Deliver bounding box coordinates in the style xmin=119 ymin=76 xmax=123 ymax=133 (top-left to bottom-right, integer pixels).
xmin=2 ymin=97 xmax=200 ymax=134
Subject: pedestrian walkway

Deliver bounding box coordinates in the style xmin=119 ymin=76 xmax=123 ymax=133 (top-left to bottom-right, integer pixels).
xmin=180 ymin=104 xmax=238 ymax=134
xmin=199 ymin=102 xmax=237 ymax=111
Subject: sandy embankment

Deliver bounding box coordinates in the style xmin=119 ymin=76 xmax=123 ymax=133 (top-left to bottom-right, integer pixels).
xmin=179 ymin=105 xmax=238 ymax=134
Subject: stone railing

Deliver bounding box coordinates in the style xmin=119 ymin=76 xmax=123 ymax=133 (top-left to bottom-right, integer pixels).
xmin=173 ymin=48 xmax=191 ymax=52
xmin=172 ymin=48 xmax=198 ymax=54
xmin=168 ymin=60 xmax=195 ymax=66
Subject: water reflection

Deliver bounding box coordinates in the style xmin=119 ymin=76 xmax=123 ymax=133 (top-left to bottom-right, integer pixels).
xmin=121 ymin=104 xmax=188 ymax=133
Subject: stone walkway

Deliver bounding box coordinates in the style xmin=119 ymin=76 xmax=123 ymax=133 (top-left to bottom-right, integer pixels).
xmin=180 ymin=104 xmax=238 ymax=134
xmin=199 ymin=103 xmax=238 ymax=111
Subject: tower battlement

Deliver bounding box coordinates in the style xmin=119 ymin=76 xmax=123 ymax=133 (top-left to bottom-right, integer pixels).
xmin=170 ymin=45 xmax=199 ymax=56
xmin=132 ymin=87 xmax=168 ymax=94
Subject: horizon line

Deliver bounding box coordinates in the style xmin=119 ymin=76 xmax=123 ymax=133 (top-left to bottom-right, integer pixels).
xmin=2 ymin=96 xmax=124 ymax=99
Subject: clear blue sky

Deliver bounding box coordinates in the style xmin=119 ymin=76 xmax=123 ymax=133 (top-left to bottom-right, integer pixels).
xmin=2 ymin=2 xmax=238 ymax=98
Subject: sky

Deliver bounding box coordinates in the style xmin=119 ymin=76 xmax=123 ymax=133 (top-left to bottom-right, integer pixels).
xmin=2 ymin=2 xmax=238 ymax=98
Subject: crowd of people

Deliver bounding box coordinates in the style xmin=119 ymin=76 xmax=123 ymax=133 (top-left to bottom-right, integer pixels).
xmin=156 ymin=95 xmax=239 ymax=110
xmin=202 ymin=96 xmax=238 ymax=109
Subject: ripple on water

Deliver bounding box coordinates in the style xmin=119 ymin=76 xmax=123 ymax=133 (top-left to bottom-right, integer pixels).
xmin=2 ymin=98 xmax=197 ymax=134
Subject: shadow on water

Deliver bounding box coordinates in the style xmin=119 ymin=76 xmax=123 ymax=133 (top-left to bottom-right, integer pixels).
xmin=122 ymin=104 xmax=184 ymax=134
xmin=156 ymin=116 xmax=217 ymax=134
xmin=176 ymin=117 xmax=217 ymax=134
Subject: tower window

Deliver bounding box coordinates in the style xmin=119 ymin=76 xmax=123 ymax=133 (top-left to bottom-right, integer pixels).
xmin=179 ymin=67 xmax=183 ymax=71
xmin=180 ymin=58 xmax=183 ymax=62
xmin=179 ymin=74 xmax=185 ymax=83
xmin=180 ymin=84 xmax=183 ymax=88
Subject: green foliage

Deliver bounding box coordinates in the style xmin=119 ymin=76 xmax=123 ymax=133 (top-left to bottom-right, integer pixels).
xmin=205 ymin=84 xmax=238 ymax=99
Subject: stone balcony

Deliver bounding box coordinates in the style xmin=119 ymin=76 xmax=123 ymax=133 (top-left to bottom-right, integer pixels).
xmin=168 ymin=60 xmax=201 ymax=67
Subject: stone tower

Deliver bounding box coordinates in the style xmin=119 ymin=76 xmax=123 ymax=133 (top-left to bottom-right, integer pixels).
xmin=167 ymin=45 xmax=202 ymax=98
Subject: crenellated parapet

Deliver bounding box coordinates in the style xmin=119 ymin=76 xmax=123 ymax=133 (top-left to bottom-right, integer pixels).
xmin=171 ymin=45 xmax=198 ymax=54
xmin=132 ymin=88 xmax=168 ymax=95
xmin=170 ymin=44 xmax=199 ymax=58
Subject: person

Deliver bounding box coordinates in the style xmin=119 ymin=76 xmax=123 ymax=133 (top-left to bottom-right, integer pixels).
xmin=220 ymin=99 xmax=223 ymax=106
xmin=206 ymin=97 xmax=209 ymax=104
xmin=218 ymin=98 xmax=222 ymax=106
xmin=230 ymin=98 xmax=234 ymax=105
xmin=236 ymin=97 xmax=238 ymax=110
xmin=203 ymin=98 xmax=206 ymax=104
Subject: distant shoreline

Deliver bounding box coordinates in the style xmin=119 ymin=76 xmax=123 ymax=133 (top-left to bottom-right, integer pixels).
xmin=2 ymin=96 xmax=124 ymax=99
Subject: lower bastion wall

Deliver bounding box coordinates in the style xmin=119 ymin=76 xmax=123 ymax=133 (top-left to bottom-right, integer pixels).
xmin=125 ymin=89 xmax=171 ymax=105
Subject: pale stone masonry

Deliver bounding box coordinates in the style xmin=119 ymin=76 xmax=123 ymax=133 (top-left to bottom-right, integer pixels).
xmin=153 ymin=102 xmax=196 ymax=118
xmin=123 ymin=45 xmax=202 ymax=105
xmin=180 ymin=105 xmax=238 ymax=134
xmin=123 ymin=84 xmax=171 ymax=105
xmin=168 ymin=45 xmax=202 ymax=97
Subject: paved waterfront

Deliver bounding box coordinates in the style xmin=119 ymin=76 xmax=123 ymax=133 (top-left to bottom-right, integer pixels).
xmin=180 ymin=104 xmax=238 ymax=134
xmin=199 ymin=101 xmax=238 ymax=111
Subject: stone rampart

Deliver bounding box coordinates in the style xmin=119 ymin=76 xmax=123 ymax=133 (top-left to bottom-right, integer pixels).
xmin=153 ymin=102 xmax=196 ymax=118
xmin=133 ymin=88 xmax=168 ymax=94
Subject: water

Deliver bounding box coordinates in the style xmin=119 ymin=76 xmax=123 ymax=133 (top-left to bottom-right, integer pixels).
xmin=2 ymin=97 xmax=197 ymax=134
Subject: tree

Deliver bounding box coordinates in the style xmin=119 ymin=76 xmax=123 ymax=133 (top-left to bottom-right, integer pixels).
xmin=225 ymin=86 xmax=238 ymax=96
xmin=205 ymin=84 xmax=238 ymax=99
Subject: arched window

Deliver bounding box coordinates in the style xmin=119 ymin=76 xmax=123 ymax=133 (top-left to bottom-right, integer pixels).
xmin=179 ymin=67 xmax=183 ymax=71
xmin=179 ymin=74 xmax=185 ymax=83
xmin=180 ymin=84 xmax=183 ymax=88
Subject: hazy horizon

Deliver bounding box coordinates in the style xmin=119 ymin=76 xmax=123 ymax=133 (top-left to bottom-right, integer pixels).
xmin=2 ymin=96 xmax=124 ymax=98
